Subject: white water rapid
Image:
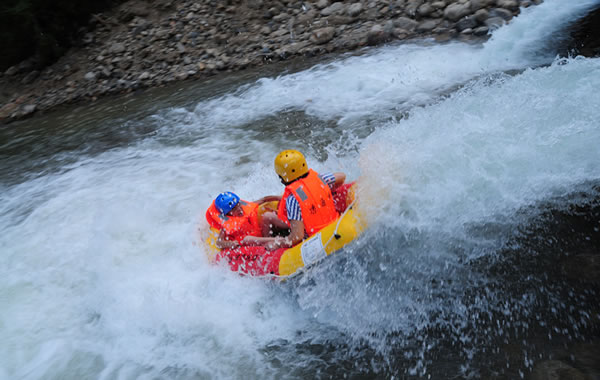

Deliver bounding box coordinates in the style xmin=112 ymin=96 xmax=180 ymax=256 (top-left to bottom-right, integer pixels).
xmin=1 ymin=0 xmax=600 ymax=378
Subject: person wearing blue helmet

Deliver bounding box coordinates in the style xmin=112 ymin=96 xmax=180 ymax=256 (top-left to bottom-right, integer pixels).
xmin=206 ymin=191 xmax=281 ymax=249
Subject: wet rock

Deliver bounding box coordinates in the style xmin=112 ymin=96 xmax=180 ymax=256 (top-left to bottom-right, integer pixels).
xmin=310 ymin=27 xmax=336 ymax=44
xmin=84 ymin=72 xmax=97 ymax=81
xmin=394 ymin=17 xmax=419 ymax=31
xmin=0 ymin=102 xmax=19 ymax=119
xmin=367 ymin=24 xmax=390 ymax=45
xmin=109 ymin=42 xmax=127 ymax=54
xmin=315 ymin=0 xmax=330 ymax=10
xmin=21 ymin=104 xmax=37 ymax=116
xmin=297 ymin=9 xmax=317 ymax=24
xmin=405 ymin=0 xmax=423 ymax=17
xmin=417 ymin=19 xmax=440 ymax=32
xmin=21 ymin=70 xmax=39 ymax=85
xmin=425 ymin=4 xmax=441 ymax=17
xmin=570 ymin=342 xmax=600 ymax=376
xmin=474 ymin=9 xmax=489 ymax=23
xmin=456 ymin=15 xmax=478 ymax=31
xmin=489 ymin=7 xmax=514 ymax=21
xmin=561 ymin=253 xmax=600 ymax=284
xmin=5 ymin=66 xmax=18 ymax=76
xmin=444 ymin=2 xmax=473 ymax=22
xmin=329 ymin=15 xmax=354 ymax=25
xmin=0 ymin=0 xmax=546 ymax=124
xmin=321 ymin=2 xmax=345 ymax=16
xmin=347 ymin=3 xmax=363 ymax=17
xmin=531 ymin=360 xmax=590 ymax=380
xmin=497 ymin=0 xmax=519 ymax=11
xmin=471 ymin=0 xmax=494 ymax=11
xmin=473 ymin=26 xmax=489 ymax=35
xmin=485 ymin=16 xmax=506 ymax=29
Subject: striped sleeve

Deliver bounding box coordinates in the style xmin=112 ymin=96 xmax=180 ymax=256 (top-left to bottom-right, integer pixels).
xmin=319 ymin=172 xmax=336 ymax=188
xmin=285 ymin=194 xmax=303 ymax=221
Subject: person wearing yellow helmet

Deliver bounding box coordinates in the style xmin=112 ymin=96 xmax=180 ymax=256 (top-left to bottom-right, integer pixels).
xmin=243 ymin=150 xmax=345 ymax=250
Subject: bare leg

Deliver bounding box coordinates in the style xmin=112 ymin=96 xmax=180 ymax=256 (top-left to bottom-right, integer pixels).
xmin=261 ymin=211 xmax=290 ymax=237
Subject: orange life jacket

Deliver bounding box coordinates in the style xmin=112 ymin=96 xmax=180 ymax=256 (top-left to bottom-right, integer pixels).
xmin=206 ymin=200 xmax=262 ymax=243
xmin=277 ymin=169 xmax=339 ymax=236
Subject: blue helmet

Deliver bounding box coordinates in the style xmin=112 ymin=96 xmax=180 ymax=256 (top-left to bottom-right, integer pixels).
xmin=215 ymin=192 xmax=240 ymax=215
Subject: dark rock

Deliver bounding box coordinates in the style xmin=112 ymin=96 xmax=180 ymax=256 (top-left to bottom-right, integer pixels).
xmin=347 ymin=3 xmax=363 ymax=17
xmin=5 ymin=66 xmax=18 ymax=76
xmin=531 ymin=360 xmax=590 ymax=380
xmin=471 ymin=0 xmax=494 ymax=12
xmin=0 ymin=102 xmax=19 ymax=119
xmin=109 ymin=43 xmax=127 ymax=54
xmin=561 ymin=253 xmax=600 ymax=284
xmin=84 ymin=72 xmax=97 ymax=81
xmin=456 ymin=16 xmax=478 ymax=31
xmin=367 ymin=24 xmax=390 ymax=45
xmin=485 ymin=17 xmax=506 ymax=29
xmin=17 ymin=59 xmax=35 ymax=73
xmin=297 ymin=9 xmax=317 ymax=24
xmin=417 ymin=19 xmax=440 ymax=32
xmin=418 ymin=3 xmax=435 ymax=17
xmin=489 ymin=8 xmax=514 ymax=21
xmin=561 ymin=5 xmax=600 ymax=57
xmin=497 ymin=0 xmax=519 ymax=11
xmin=21 ymin=70 xmax=40 ymax=85
xmin=329 ymin=15 xmax=354 ymax=25
xmin=405 ymin=0 xmax=424 ymax=17
xmin=473 ymin=26 xmax=489 ymax=36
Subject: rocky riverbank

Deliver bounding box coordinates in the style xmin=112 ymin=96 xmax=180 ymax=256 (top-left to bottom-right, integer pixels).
xmin=0 ymin=0 xmax=539 ymax=124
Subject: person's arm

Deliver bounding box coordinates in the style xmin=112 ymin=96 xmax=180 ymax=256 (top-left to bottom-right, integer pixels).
xmin=331 ymin=172 xmax=346 ymax=189
xmin=321 ymin=171 xmax=346 ymax=190
xmin=215 ymin=229 xmax=240 ymax=249
xmin=242 ymin=220 xmax=305 ymax=250
xmin=253 ymin=195 xmax=282 ymax=204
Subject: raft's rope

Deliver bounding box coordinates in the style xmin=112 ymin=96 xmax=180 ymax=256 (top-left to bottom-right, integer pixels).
xmin=323 ymin=199 xmax=356 ymax=250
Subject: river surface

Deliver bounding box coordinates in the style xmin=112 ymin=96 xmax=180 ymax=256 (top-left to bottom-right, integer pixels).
xmin=2 ymin=1 xmax=600 ymax=379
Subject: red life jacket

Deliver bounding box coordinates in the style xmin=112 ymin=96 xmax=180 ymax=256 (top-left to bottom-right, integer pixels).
xmin=206 ymin=200 xmax=262 ymax=243
xmin=277 ymin=169 xmax=339 ymax=236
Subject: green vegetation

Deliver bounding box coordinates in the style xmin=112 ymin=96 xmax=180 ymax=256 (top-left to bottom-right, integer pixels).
xmin=0 ymin=0 xmax=123 ymax=71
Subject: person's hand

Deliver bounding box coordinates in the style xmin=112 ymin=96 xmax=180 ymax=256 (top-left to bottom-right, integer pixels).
xmin=265 ymin=237 xmax=285 ymax=251
xmin=242 ymin=236 xmax=259 ymax=245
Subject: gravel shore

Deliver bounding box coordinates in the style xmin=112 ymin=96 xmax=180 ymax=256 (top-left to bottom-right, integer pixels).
xmin=0 ymin=0 xmax=539 ymax=124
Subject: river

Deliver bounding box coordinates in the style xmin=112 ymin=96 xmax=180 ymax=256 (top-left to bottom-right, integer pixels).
xmin=1 ymin=0 xmax=600 ymax=379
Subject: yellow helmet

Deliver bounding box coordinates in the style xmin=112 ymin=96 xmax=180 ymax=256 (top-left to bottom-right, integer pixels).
xmin=274 ymin=150 xmax=308 ymax=183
